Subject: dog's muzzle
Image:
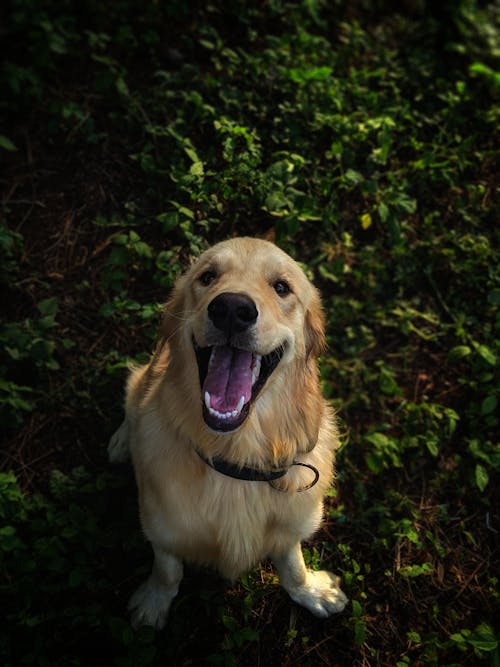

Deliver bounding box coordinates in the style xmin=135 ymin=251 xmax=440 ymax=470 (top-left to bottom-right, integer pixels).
xmin=194 ymin=292 xmax=284 ymax=432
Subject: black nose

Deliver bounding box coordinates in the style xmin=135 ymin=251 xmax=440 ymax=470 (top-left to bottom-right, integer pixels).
xmin=207 ymin=292 xmax=258 ymax=335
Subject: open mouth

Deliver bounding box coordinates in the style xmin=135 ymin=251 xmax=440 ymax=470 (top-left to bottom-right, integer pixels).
xmin=194 ymin=340 xmax=284 ymax=432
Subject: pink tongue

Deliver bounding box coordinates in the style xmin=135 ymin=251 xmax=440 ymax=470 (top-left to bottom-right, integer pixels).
xmin=203 ymin=345 xmax=253 ymax=412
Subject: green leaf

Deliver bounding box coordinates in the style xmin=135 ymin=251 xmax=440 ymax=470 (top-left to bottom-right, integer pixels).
xmin=184 ymin=147 xmax=201 ymax=163
xmin=398 ymin=562 xmax=433 ymax=578
xmin=475 ymin=464 xmax=489 ymax=492
xmin=0 ymin=135 xmax=18 ymax=151
xmin=481 ymin=395 xmax=497 ymax=416
xmin=425 ymin=437 xmax=439 ymax=457
xmin=265 ymin=191 xmax=289 ymax=212
xmin=115 ymin=76 xmax=129 ymax=96
xmin=365 ymin=432 xmax=389 ymax=448
xmin=189 ymin=161 xmax=204 ymax=177
xmin=469 ymin=62 xmax=500 ymax=87
xmin=345 ymin=169 xmax=364 ymax=185
xmin=107 ymin=246 xmax=129 ymax=266
xmin=354 ymin=620 xmax=366 ymax=647
xmin=351 ymin=600 xmax=362 ymax=618
xmin=156 ymin=211 xmax=179 ymax=231
xmin=37 ymin=297 xmax=59 ymax=318
xmin=222 ymin=614 xmax=239 ymax=633
xmin=0 ymin=525 xmax=22 ymax=551
xmin=468 ymin=623 xmax=498 ymax=651
xmin=178 ymin=206 xmax=195 ymax=220
xmin=451 ymin=632 xmax=468 ymax=645
xmin=288 ymin=66 xmax=332 ymax=83
xmin=396 ymin=194 xmax=416 ymax=214
xmin=133 ymin=241 xmax=153 ymax=259
xmin=449 ymin=345 xmax=472 ymax=362
xmin=378 ymin=367 xmax=401 ymax=395
xmin=474 ymin=343 xmax=496 ymax=366
xmin=365 ymin=453 xmax=383 ymax=473
xmin=378 ymin=202 xmax=389 ymax=223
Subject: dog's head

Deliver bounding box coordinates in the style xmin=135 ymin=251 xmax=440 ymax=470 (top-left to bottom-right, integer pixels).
xmin=161 ymin=237 xmax=325 ymax=436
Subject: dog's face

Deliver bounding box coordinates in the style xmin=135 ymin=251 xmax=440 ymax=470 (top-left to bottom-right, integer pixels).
xmin=163 ymin=237 xmax=325 ymax=434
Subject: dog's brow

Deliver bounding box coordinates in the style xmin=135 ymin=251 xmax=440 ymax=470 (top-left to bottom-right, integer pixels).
xmin=196 ymin=260 xmax=220 ymax=276
xmin=270 ymin=268 xmax=294 ymax=285
xmin=197 ymin=249 xmax=238 ymax=275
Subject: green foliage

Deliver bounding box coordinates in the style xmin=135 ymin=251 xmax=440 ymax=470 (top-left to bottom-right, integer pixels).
xmin=0 ymin=293 xmax=75 ymax=428
xmin=2 ymin=297 xmax=64 ymax=370
xmin=450 ymin=622 xmax=499 ymax=656
xmin=0 ymin=223 xmax=23 ymax=284
xmin=1 ymin=0 xmax=498 ymax=665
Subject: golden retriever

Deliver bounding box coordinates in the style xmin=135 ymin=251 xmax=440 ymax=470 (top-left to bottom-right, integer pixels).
xmin=108 ymin=237 xmax=347 ymax=628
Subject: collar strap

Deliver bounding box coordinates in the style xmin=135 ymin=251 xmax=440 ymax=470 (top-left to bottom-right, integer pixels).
xmin=196 ymin=451 xmax=289 ymax=483
xmin=196 ymin=451 xmax=320 ymax=491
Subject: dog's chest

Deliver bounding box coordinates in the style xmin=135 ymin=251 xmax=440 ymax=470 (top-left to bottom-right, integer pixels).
xmin=157 ymin=472 xmax=283 ymax=578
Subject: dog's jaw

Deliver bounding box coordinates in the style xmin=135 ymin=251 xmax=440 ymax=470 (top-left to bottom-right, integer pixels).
xmin=193 ymin=340 xmax=284 ymax=432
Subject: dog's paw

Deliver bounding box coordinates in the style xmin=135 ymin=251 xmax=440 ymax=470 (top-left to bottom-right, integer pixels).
xmin=288 ymin=570 xmax=348 ymax=618
xmin=108 ymin=420 xmax=130 ymax=463
xmin=128 ymin=579 xmax=176 ymax=630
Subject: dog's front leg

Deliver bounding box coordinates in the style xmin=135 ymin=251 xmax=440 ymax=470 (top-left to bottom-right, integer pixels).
xmin=274 ymin=542 xmax=348 ymax=618
xmin=128 ymin=545 xmax=183 ymax=630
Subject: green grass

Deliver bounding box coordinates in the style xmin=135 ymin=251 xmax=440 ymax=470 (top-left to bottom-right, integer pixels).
xmin=1 ymin=1 xmax=499 ymax=665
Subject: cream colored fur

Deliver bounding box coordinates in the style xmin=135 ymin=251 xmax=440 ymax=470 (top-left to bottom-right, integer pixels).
xmin=108 ymin=237 xmax=347 ymax=628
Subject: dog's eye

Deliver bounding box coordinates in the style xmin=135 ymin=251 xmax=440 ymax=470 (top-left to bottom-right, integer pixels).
xmin=198 ymin=270 xmax=217 ymax=286
xmin=274 ymin=280 xmax=291 ymax=297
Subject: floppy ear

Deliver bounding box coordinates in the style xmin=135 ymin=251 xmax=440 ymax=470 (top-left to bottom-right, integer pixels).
xmin=305 ymin=288 xmax=326 ymax=359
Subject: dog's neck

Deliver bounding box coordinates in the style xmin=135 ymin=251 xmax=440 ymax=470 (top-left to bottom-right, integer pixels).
xmin=195 ymin=450 xmax=320 ymax=492
xmin=195 ymin=449 xmax=289 ymax=482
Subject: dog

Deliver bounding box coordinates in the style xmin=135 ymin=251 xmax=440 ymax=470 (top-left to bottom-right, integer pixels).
xmin=108 ymin=236 xmax=347 ymax=629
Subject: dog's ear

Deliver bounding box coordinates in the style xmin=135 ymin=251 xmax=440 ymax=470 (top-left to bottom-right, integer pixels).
xmin=159 ymin=276 xmax=187 ymax=343
xmin=305 ymin=289 xmax=326 ymax=358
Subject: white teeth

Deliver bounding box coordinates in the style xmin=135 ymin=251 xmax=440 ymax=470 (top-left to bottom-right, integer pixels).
xmin=204 ymin=392 xmax=246 ymax=420
xmin=251 ymin=354 xmax=262 ymax=386
xmin=203 ymin=349 xmax=260 ymax=422
xmin=235 ymin=395 xmax=245 ymax=413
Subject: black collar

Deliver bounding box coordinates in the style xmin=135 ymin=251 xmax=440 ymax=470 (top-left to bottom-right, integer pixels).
xmin=196 ymin=451 xmax=320 ymax=491
xmin=196 ymin=450 xmax=289 ymax=482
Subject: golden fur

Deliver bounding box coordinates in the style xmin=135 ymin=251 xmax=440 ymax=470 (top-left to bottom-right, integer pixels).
xmin=109 ymin=237 xmax=347 ymax=628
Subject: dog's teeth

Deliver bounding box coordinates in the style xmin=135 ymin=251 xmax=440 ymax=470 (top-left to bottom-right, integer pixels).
xmin=205 ymin=394 xmax=246 ymax=420
xmin=251 ymin=354 xmax=262 ymax=385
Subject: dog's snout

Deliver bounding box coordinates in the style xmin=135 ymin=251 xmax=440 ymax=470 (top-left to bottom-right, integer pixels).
xmin=208 ymin=292 xmax=258 ymax=334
